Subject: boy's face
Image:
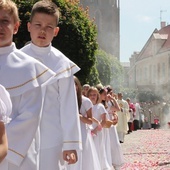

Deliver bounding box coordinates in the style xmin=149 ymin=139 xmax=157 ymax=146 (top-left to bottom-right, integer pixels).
xmin=28 ymin=12 xmax=59 ymax=47
xmin=0 ymin=9 xmax=19 ymax=47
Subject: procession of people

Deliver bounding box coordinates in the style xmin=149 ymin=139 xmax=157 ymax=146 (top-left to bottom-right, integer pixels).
xmin=0 ymin=0 xmax=170 ymax=170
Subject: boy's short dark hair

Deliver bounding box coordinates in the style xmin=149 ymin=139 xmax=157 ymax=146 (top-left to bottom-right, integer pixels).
xmin=30 ymin=0 xmax=59 ymax=25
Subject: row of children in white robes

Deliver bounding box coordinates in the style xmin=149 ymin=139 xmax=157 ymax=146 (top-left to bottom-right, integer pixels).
xmin=99 ymin=88 xmax=124 ymax=170
xmin=67 ymin=77 xmax=100 ymax=170
xmin=67 ymin=95 xmax=101 ymax=170
xmin=68 ymin=87 xmax=124 ymax=170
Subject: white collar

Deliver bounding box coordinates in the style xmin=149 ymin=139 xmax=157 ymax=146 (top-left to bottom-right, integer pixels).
xmin=0 ymin=43 xmax=16 ymax=55
xmin=30 ymin=42 xmax=51 ymax=55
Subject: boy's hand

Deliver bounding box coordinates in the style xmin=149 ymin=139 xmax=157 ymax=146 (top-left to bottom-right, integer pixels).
xmin=63 ymin=150 xmax=77 ymax=164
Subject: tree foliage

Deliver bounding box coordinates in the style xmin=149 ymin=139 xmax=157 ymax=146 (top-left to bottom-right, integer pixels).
xmin=108 ymin=54 xmax=123 ymax=90
xmin=13 ymin=0 xmax=98 ymax=84
xmin=87 ymin=62 xmax=100 ymax=86
xmin=96 ymin=50 xmax=111 ymax=85
xmin=96 ymin=49 xmax=123 ymax=88
xmin=53 ymin=0 xmax=98 ymax=84
xmin=13 ymin=1 xmax=33 ymax=47
xmin=136 ymin=91 xmax=162 ymax=102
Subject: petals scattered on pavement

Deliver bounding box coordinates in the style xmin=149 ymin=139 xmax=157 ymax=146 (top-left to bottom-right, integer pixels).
xmin=120 ymin=129 xmax=170 ymax=170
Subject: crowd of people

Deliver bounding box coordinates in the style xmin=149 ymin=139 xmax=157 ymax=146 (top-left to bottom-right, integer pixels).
xmin=0 ymin=0 xmax=170 ymax=170
xmin=140 ymin=101 xmax=170 ymax=129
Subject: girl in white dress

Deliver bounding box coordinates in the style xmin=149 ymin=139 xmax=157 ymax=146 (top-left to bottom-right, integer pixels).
xmin=67 ymin=77 xmax=101 ymax=170
xmin=87 ymin=87 xmax=112 ymax=170
xmin=106 ymin=86 xmax=124 ymax=170
xmin=0 ymin=84 xmax=12 ymax=163
xmin=98 ymin=88 xmax=113 ymax=169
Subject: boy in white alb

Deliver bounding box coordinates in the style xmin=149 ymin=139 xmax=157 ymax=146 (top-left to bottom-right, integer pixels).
xmin=21 ymin=1 xmax=82 ymax=169
xmin=0 ymin=0 xmax=55 ymax=170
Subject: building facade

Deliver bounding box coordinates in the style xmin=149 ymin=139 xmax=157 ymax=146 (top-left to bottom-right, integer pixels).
xmin=79 ymin=0 xmax=120 ymax=59
xmin=128 ymin=23 xmax=170 ymax=100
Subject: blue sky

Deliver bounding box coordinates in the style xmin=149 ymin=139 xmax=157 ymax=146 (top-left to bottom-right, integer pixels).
xmin=120 ymin=0 xmax=170 ymax=62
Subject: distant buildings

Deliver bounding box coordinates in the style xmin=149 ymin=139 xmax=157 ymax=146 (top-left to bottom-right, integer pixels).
xmin=128 ymin=22 xmax=170 ymax=100
xmin=121 ymin=62 xmax=130 ymax=87
xmin=79 ymin=0 xmax=120 ymax=60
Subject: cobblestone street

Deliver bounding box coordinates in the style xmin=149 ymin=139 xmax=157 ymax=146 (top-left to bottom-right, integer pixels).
xmin=120 ymin=129 xmax=170 ymax=170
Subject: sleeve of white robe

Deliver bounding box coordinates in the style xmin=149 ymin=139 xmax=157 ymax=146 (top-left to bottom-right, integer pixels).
xmin=5 ymin=87 xmax=42 ymax=166
xmin=59 ymin=76 xmax=82 ymax=151
xmin=0 ymin=84 xmax=12 ymax=124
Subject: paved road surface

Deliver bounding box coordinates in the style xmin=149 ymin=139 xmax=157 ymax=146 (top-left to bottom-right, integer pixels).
xmin=120 ymin=129 xmax=170 ymax=170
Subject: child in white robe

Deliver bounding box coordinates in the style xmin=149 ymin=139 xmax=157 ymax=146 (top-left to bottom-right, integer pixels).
xmin=87 ymin=87 xmax=112 ymax=170
xmin=0 ymin=1 xmax=55 ymax=170
xmin=98 ymin=88 xmax=113 ymax=169
xmin=21 ymin=1 xmax=82 ymax=169
xmin=106 ymin=87 xmax=124 ymax=170
xmin=0 ymin=84 xmax=12 ymax=163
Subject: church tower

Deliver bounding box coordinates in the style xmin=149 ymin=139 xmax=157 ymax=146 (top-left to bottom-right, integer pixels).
xmin=79 ymin=0 xmax=120 ymax=60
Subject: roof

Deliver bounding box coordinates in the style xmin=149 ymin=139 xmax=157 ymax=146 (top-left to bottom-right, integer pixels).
xmin=136 ymin=25 xmax=170 ymax=62
xmin=158 ymin=25 xmax=170 ymax=51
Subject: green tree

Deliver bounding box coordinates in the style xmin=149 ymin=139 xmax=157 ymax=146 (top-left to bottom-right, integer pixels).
xmin=87 ymin=63 xmax=100 ymax=86
xmin=96 ymin=49 xmax=111 ymax=85
xmin=136 ymin=91 xmax=162 ymax=102
xmin=14 ymin=0 xmax=98 ymax=84
xmin=108 ymin=54 xmax=123 ymax=91
xmin=13 ymin=1 xmax=33 ymax=46
xmin=96 ymin=49 xmax=123 ymax=88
